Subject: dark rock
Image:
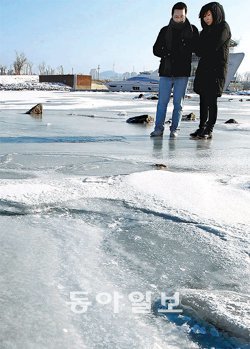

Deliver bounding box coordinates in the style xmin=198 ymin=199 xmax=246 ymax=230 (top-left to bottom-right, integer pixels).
xmin=133 ymin=93 xmax=144 ymax=99
xmin=182 ymin=112 xmax=196 ymax=121
xmin=26 ymin=103 xmax=43 ymax=115
xmin=152 ymin=163 xmax=167 ymax=170
xmin=147 ymin=95 xmax=158 ymax=100
xmin=126 ymin=114 xmax=154 ymax=124
xmin=133 ymin=93 xmax=158 ymax=100
xmin=239 ymin=99 xmax=243 ymax=102
xmin=225 ymin=119 xmax=238 ymax=124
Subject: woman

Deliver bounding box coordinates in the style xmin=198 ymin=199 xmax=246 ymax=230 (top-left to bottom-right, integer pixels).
xmin=190 ymin=2 xmax=231 ymax=139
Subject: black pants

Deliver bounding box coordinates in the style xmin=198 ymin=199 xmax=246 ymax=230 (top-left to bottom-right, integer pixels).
xmin=199 ymin=94 xmax=218 ymax=132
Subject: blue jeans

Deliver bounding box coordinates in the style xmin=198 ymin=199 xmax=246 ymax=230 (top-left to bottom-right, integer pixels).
xmin=154 ymin=76 xmax=188 ymax=132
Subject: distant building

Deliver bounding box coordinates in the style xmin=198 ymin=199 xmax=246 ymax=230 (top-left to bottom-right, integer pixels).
xmin=90 ymin=69 xmax=98 ymax=80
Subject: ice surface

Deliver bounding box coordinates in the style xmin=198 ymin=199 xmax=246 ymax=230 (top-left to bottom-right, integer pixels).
xmin=0 ymin=90 xmax=249 ymax=349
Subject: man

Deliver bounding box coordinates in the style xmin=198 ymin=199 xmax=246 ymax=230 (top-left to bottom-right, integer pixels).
xmin=150 ymin=2 xmax=199 ymax=138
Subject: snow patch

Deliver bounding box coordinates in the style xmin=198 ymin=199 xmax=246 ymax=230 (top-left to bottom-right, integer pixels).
xmin=0 ymin=75 xmax=70 ymax=91
xmin=181 ymin=289 xmax=250 ymax=341
xmin=126 ymin=170 xmax=250 ymax=226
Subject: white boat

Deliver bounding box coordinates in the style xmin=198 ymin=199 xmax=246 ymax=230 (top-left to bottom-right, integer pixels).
xmin=105 ymin=71 xmax=159 ymax=92
xmin=106 ymin=52 xmax=245 ymax=92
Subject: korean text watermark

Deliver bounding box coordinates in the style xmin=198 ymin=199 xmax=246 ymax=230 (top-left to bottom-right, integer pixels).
xmin=66 ymin=290 xmax=183 ymax=314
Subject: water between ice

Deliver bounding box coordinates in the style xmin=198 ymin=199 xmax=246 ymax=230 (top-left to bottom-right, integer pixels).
xmin=0 ymin=91 xmax=249 ymax=349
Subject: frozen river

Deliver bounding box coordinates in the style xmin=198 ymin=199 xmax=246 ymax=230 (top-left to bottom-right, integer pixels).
xmin=0 ymin=90 xmax=249 ymax=349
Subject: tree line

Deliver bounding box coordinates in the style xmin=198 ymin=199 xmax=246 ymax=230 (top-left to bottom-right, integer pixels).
xmin=0 ymin=51 xmax=249 ymax=89
xmin=0 ymin=52 xmax=65 ymax=76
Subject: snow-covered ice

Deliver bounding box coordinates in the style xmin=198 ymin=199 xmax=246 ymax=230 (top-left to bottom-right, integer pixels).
xmin=0 ymin=75 xmax=71 ymax=91
xmin=0 ymin=86 xmax=249 ymax=349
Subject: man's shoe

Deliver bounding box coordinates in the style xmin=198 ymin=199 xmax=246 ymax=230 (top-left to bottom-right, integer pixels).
xmin=170 ymin=130 xmax=178 ymax=138
xmin=198 ymin=129 xmax=213 ymax=139
xmin=190 ymin=128 xmax=204 ymax=138
xmin=150 ymin=130 xmax=163 ymax=137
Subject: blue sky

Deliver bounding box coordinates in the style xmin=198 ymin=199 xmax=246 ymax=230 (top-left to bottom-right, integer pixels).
xmin=0 ymin=0 xmax=249 ymax=74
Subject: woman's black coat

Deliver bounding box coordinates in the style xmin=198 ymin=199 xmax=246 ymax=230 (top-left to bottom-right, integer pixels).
xmin=194 ymin=21 xmax=231 ymax=97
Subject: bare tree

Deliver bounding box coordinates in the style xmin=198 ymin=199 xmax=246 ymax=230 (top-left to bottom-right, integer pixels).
xmin=24 ymin=61 xmax=33 ymax=75
xmin=235 ymin=71 xmax=250 ymax=90
xmin=8 ymin=66 xmax=14 ymax=75
xmin=38 ymin=62 xmax=46 ymax=75
xmin=45 ymin=65 xmax=51 ymax=75
xmin=45 ymin=65 xmax=55 ymax=75
xmin=13 ymin=52 xmax=28 ymax=75
xmin=243 ymin=71 xmax=250 ymax=81
xmin=234 ymin=72 xmax=242 ymax=82
xmin=242 ymin=72 xmax=250 ymax=90
xmin=0 ymin=65 xmax=7 ymax=75
xmin=57 ymin=65 xmax=64 ymax=75
xmin=39 ymin=63 xmax=55 ymax=75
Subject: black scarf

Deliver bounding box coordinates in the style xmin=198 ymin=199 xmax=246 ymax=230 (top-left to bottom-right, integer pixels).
xmin=165 ymin=18 xmax=193 ymax=51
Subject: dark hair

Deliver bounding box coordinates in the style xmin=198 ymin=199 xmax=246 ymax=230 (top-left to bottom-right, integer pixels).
xmin=199 ymin=2 xmax=225 ymax=25
xmin=172 ymin=2 xmax=187 ymax=15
